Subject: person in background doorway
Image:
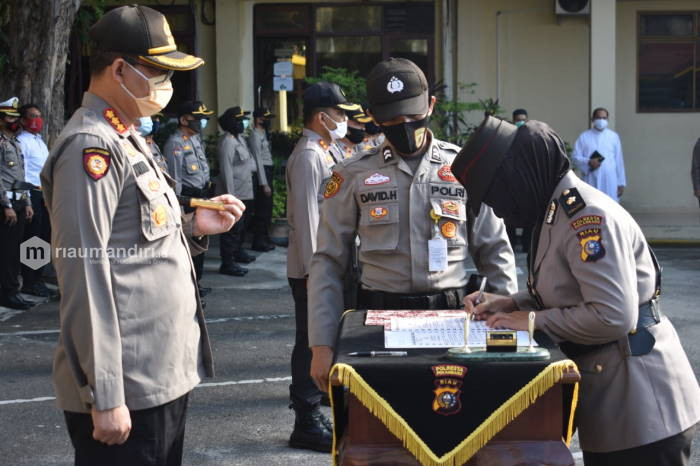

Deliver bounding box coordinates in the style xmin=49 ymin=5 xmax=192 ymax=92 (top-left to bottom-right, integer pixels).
xmin=247 ymin=108 xmax=276 ymax=252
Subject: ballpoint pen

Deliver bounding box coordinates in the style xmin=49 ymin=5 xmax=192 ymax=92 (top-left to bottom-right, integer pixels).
xmin=474 ymin=276 xmax=487 ymax=305
xmin=348 ymin=351 xmax=408 ymax=357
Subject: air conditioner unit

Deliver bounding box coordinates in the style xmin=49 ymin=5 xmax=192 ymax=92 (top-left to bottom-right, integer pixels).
xmin=556 ymin=0 xmax=590 ymax=15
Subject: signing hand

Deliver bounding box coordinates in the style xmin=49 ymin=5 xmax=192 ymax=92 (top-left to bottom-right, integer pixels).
xmin=25 ymin=205 xmax=34 ymax=222
xmin=463 ymin=292 xmax=517 ymax=321
xmin=91 ymin=405 xmax=131 ymax=445
xmin=193 ymin=194 xmax=245 ymax=236
xmin=310 ymin=345 xmax=334 ymax=393
xmin=4 ymin=207 xmax=17 ymax=226
xmin=262 ymin=185 xmax=272 ymax=197
xmin=484 ymin=310 xmax=531 ymax=331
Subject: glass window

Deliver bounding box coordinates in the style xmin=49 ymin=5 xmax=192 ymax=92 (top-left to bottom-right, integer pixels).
xmin=255 ymin=5 xmax=310 ymax=35
xmin=316 ymin=36 xmax=382 ymax=78
xmin=315 ymin=6 xmax=382 ymax=34
xmin=388 ymin=39 xmax=429 ymax=80
xmin=640 ymin=14 xmax=693 ymax=37
xmin=639 ymin=43 xmax=694 ymax=110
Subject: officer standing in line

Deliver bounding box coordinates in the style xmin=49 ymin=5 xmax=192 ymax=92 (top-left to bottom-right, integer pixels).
xmin=247 ymin=108 xmax=276 ymax=252
xmin=0 ymin=97 xmax=34 ymax=310
xmin=308 ymin=58 xmax=517 ymax=391
xmin=335 ymin=105 xmax=374 ymax=159
xmin=136 ymin=116 xmax=168 ymax=173
xmin=216 ymin=106 xmax=257 ymax=276
xmin=286 ymin=81 xmax=356 ymax=452
xmin=164 ymin=100 xmax=214 ymax=295
xmin=40 ymin=6 xmax=244 ymax=465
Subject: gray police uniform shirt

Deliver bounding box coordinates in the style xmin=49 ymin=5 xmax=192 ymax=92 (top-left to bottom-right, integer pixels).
xmin=163 ymin=128 xmax=210 ymax=195
xmin=308 ymin=133 xmax=518 ymax=347
xmin=41 ymin=93 xmax=213 ymax=413
xmin=286 ymin=128 xmax=337 ymax=279
xmin=0 ymin=133 xmax=30 ymax=208
xmin=246 ymin=127 xmax=271 ymax=186
xmin=147 ymin=137 xmax=168 ymax=173
xmin=516 ymin=171 xmax=700 ymax=452
xmin=215 ymin=133 xmax=255 ymax=201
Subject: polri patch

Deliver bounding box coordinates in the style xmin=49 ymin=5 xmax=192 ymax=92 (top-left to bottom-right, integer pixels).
xmin=558 ymin=187 xmax=586 ymax=218
xmin=431 ymin=364 xmax=467 ymax=416
xmin=323 ymin=171 xmax=344 ymax=199
xmin=437 ymin=165 xmax=457 ymax=182
xmin=577 ymin=227 xmax=605 ymax=262
xmin=364 ymin=172 xmax=391 ymax=185
xmin=571 ymin=215 xmax=603 ymax=231
xmin=83 ymin=148 xmax=111 ymax=180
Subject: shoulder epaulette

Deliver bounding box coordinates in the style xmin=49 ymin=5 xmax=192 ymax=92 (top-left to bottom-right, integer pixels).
xmin=558 ymin=187 xmax=586 ymax=218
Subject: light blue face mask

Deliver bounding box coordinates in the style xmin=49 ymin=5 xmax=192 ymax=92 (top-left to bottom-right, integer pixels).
xmin=242 ymin=119 xmax=250 ymax=130
xmin=200 ymin=118 xmax=209 ymax=130
xmin=138 ymin=116 xmax=153 ymax=136
xmin=515 ymin=120 xmax=526 ymax=128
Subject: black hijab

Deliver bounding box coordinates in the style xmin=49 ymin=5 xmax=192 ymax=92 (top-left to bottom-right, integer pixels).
xmin=483 ymin=120 xmax=570 ymax=227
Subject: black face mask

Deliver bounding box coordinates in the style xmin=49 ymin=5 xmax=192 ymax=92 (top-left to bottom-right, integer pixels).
xmin=185 ymin=118 xmax=203 ymax=133
xmin=231 ymin=120 xmax=244 ymax=135
xmin=346 ymin=127 xmax=365 ymax=144
xmin=365 ymin=121 xmax=382 ymax=135
xmin=380 ymin=115 xmax=431 ymax=155
xmin=262 ymin=119 xmax=271 ymax=130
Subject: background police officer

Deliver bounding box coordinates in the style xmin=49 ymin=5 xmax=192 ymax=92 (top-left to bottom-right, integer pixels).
xmin=0 ymin=96 xmax=34 ymax=310
xmin=247 ymin=107 xmax=276 ymax=252
xmin=308 ymin=58 xmax=517 ymax=392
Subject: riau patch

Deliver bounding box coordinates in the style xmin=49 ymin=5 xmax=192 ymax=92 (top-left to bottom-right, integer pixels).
xmin=545 ymin=200 xmax=558 ymax=225
xmin=577 ymin=227 xmax=606 ymax=262
xmin=364 ymin=172 xmax=391 ymax=186
xmin=571 ymin=215 xmax=603 ymax=231
xmin=431 ymin=364 xmax=467 ymax=416
xmin=102 ymin=108 xmax=127 ymax=134
xmin=441 ymin=200 xmax=460 ymax=217
xmin=323 ymin=171 xmax=344 ymax=199
xmin=437 ymin=165 xmax=457 ymax=182
xmin=441 ymin=221 xmax=457 ymax=239
xmin=558 ymin=187 xmax=586 ymax=218
xmin=369 ymin=206 xmax=388 ymax=219
xmin=152 ymin=205 xmax=167 ymax=227
xmin=82 ymin=148 xmax=111 ymax=180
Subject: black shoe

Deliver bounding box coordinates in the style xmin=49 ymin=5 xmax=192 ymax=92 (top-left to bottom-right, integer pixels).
xmin=198 ymin=286 xmax=212 ymax=297
xmin=251 ymin=241 xmax=275 ymax=252
xmin=1 ymin=294 xmax=33 ymax=310
xmin=219 ymin=263 xmax=248 ymax=276
xmin=289 ymin=407 xmax=333 ymax=453
xmin=21 ymin=282 xmax=58 ymax=299
xmin=234 ymin=251 xmax=256 ymax=263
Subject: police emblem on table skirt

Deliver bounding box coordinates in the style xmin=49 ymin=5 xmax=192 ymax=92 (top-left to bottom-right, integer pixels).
xmin=431 ymin=364 xmax=467 ymax=416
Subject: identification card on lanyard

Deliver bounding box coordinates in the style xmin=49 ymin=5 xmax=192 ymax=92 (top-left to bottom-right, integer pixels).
xmin=428 ymin=209 xmax=448 ymax=272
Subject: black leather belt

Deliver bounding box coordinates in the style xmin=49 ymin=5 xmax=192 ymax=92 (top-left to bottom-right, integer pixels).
xmin=559 ymin=299 xmax=662 ymax=359
xmin=181 ymin=185 xmax=206 ymax=197
xmin=357 ymin=287 xmax=468 ymax=310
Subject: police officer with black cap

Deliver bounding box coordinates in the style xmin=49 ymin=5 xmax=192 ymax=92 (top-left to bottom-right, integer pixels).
xmin=0 ymin=96 xmax=34 ymax=310
xmin=164 ymin=99 xmax=214 ymax=295
xmin=247 ymin=107 xmax=276 ymax=251
xmin=40 ymin=6 xmax=244 ymax=465
xmin=308 ymin=58 xmax=517 ymax=392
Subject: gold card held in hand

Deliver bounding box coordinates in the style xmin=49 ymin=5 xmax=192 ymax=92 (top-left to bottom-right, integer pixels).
xmin=486 ymin=331 xmax=517 ymax=352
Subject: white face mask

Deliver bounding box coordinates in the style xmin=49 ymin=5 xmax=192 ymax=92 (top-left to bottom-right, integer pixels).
xmin=121 ymin=61 xmax=174 ymax=117
xmin=593 ymin=118 xmax=608 ymax=131
xmin=322 ymin=113 xmax=347 ymax=140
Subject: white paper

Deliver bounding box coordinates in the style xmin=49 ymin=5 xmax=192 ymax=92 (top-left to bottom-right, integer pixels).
xmin=383 ymin=317 xmax=537 ymax=349
xmin=428 ymin=238 xmax=448 ymax=272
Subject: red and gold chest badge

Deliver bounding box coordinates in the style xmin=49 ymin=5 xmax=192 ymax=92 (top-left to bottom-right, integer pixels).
xmin=431 ymin=364 xmax=467 ymax=416
xmin=103 ymin=108 xmax=127 ymax=134
xmin=323 ymin=171 xmax=344 ymax=199
xmin=437 ymin=165 xmax=457 ymax=182
xmin=577 ymin=227 xmax=605 ymax=262
xmin=369 ymin=206 xmax=388 ymax=219
xmin=441 ymin=220 xmax=457 ymax=239
xmin=441 ymin=200 xmax=460 ymax=217
xmin=83 ymin=148 xmax=111 ymax=180
xmin=152 ymin=205 xmax=167 ymax=227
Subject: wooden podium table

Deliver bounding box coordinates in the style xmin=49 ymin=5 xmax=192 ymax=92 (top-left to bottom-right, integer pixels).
xmin=330 ymin=311 xmax=581 ymax=466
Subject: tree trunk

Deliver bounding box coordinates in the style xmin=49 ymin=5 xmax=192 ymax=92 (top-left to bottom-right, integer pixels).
xmin=0 ymin=0 xmax=82 ymax=146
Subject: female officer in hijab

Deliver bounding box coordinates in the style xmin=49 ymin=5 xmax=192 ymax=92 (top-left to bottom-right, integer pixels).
xmin=453 ymin=116 xmax=700 ymax=466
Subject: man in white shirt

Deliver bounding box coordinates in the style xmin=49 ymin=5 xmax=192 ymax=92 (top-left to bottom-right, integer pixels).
xmin=572 ymin=107 xmax=626 ymax=202
xmin=17 ymin=103 xmax=55 ymax=298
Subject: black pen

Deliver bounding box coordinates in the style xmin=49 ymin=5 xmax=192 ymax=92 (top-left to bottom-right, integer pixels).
xmin=348 ymin=351 xmax=408 ymax=357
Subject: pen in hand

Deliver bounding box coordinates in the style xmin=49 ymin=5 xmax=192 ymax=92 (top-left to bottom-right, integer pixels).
xmin=348 ymin=351 xmax=408 ymax=357
xmin=474 ymin=277 xmax=488 ymax=305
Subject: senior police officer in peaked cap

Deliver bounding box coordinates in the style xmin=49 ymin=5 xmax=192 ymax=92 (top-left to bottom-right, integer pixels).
xmin=40 ymin=6 xmax=244 ymax=465
xmin=458 ymin=116 xmax=700 ymax=466
xmin=308 ymin=58 xmax=517 ymax=392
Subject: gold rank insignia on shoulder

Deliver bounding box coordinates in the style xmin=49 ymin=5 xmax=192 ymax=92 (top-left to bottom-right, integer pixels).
xmin=318 ymin=139 xmax=330 ymax=151
xmin=83 ymin=147 xmax=111 ymax=180
xmin=103 ymin=108 xmax=127 ymax=134
xmin=558 ymin=187 xmax=586 ymax=218
xmin=545 ymin=200 xmax=558 ymax=224
xmin=323 ymin=171 xmax=344 ymax=199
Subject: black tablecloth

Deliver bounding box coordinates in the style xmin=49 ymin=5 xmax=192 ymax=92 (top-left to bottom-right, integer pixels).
xmin=331 ymin=310 xmax=577 ymax=462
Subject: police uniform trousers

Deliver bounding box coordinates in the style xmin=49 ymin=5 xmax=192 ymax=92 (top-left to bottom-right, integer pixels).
xmin=251 ymin=166 xmax=274 ymax=241
xmin=219 ymin=197 xmax=254 ymax=263
xmin=21 ymin=190 xmax=51 ymax=288
xmin=582 ymin=423 xmax=697 ymax=466
xmin=0 ymin=202 xmax=26 ymax=299
xmin=288 ymin=277 xmax=323 ymax=406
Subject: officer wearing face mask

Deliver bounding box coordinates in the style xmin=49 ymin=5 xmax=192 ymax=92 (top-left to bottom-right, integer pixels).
xmin=246 ymin=108 xmax=276 ymax=252
xmin=216 ymin=106 xmax=257 ymax=276
xmin=307 ymin=58 xmax=517 ymax=392
xmin=0 ymin=97 xmax=34 ymax=310
xmin=136 ymin=116 xmax=167 ymax=173
xmin=335 ymin=105 xmax=374 ymax=159
xmin=39 ymin=5 xmax=245 ymax=465
xmin=285 ymin=81 xmax=357 ymax=453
